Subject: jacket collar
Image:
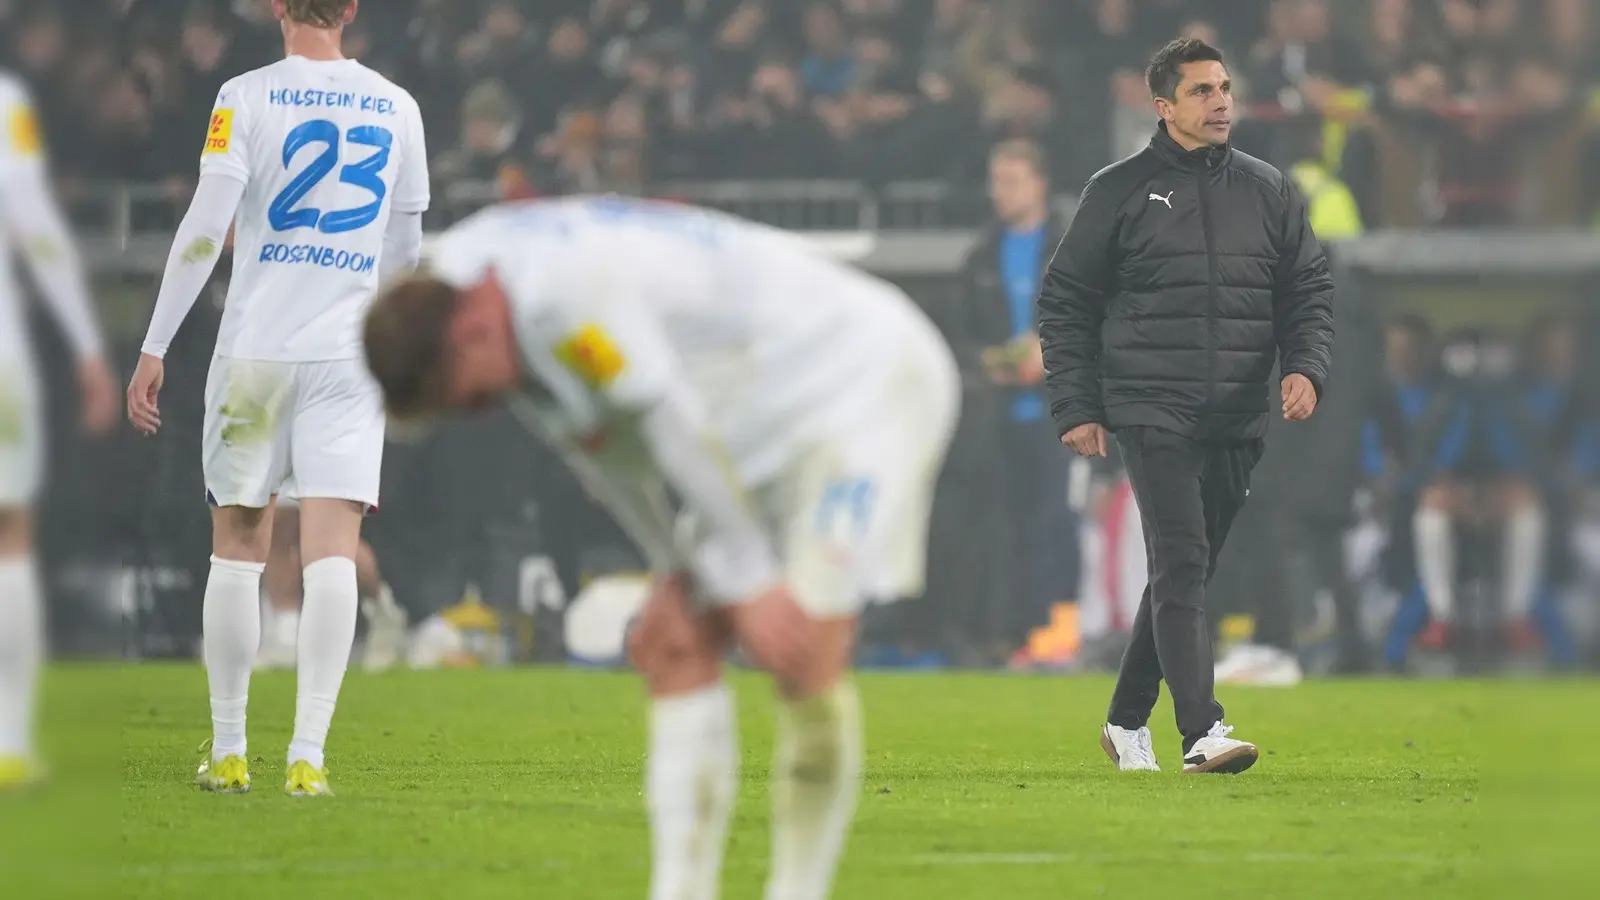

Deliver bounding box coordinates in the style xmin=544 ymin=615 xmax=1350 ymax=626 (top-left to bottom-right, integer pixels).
xmin=1150 ymin=120 xmax=1231 ymax=171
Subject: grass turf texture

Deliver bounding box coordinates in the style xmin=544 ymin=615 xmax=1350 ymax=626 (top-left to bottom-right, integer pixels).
xmin=98 ymin=667 xmax=1500 ymax=898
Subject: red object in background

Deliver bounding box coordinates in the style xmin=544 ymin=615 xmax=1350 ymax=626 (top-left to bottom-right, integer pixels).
xmin=1418 ymin=620 xmax=1452 ymax=651
xmin=1506 ymin=620 xmax=1543 ymax=653
xmin=496 ymin=164 xmax=538 ymax=201
xmin=1102 ymin=480 xmax=1135 ymax=632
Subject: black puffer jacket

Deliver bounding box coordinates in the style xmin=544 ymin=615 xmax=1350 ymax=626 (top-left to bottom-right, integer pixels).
xmin=1039 ymin=122 xmax=1336 ymax=443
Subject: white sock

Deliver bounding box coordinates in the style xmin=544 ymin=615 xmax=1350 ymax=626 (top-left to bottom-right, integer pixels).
xmin=0 ymin=559 xmax=42 ymax=758
xmin=648 ymin=684 xmax=739 ymax=900
xmin=767 ymin=683 xmax=863 ymax=900
xmin=289 ymin=557 xmax=358 ymax=770
xmin=204 ymin=556 xmax=265 ymax=761
xmin=1413 ymin=506 xmax=1455 ymax=622
xmin=1503 ymin=504 xmax=1546 ymax=620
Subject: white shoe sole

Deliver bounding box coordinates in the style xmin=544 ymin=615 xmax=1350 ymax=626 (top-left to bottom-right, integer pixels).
xmin=1183 ymin=743 xmax=1259 ymax=774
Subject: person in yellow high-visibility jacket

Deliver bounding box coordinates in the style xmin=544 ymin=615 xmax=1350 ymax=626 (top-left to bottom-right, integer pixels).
xmin=1290 ymin=159 xmax=1364 ymax=239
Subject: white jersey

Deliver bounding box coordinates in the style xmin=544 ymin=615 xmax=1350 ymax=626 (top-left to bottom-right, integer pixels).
xmin=203 ymin=56 xmax=428 ymax=362
xmin=0 ymin=71 xmax=99 ymax=362
xmin=427 ymin=196 xmax=949 ymax=486
xmin=0 ymin=73 xmax=41 ymax=360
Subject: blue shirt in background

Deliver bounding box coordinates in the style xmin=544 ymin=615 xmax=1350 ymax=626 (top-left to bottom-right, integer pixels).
xmin=1000 ymin=225 xmax=1048 ymax=422
xmin=800 ymin=55 xmax=855 ymax=96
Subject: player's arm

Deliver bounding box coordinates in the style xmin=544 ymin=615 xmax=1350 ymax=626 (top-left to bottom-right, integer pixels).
xmin=379 ymin=211 xmax=424 ymax=283
xmin=125 ymin=174 xmax=245 ymax=435
xmin=506 ymin=398 xmax=684 ymax=574
xmin=0 ymin=90 xmax=116 ymax=433
xmin=139 ymin=175 xmax=245 ymax=361
xmin=543 ymin=290 xmax=777 ymax=604
xmin=128 ymin=84 xmax=250 ymax=435
xmin=378 ymin=94 xmax=429 ymax=283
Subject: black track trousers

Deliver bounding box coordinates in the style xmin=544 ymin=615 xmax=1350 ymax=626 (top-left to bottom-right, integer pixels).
xmin=1106 ymin=425 xmax=1264 ymax=749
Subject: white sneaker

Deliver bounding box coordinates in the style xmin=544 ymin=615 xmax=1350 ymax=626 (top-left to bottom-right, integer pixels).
xmin=1216 ymin=644 xmax=1304 ymax=687
xmin=1100 ymin=723 xmax=1160 ymax=771
xmin=362 ymin=584 xmax=408 ymax=672
xmin=1182 ymin=722 xmax=1259 ymax=774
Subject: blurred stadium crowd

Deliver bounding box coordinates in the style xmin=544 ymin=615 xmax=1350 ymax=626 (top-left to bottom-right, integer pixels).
xmin=4 ymin=0 xmax=1596 ymax=677
xmin=18 ymin=0 xmax=1600 ymax=228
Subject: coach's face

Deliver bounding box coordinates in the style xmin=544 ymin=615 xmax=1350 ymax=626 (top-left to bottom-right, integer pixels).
xmin=1158 ymin=60 xmax=1233 ymax=148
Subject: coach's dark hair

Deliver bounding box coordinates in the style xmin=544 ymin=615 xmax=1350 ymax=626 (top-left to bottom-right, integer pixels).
xmin=1145 ymin=38 xmax=1226 ymax=100
xmin=363 ymin=274 xmax=459 ymax=422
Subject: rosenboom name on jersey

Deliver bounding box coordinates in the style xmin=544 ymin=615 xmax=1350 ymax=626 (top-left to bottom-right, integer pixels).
xmin=258 ymin=240 xmax=377 ymax=273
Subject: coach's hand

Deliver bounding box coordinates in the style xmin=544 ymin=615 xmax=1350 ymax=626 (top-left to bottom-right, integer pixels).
xmin=127 ymin=353 xmax=164 ymax=436
xmin=1282 ymin=373 xmax=1318 ymax=421
xmin=1061 ymin=422 xmax=1108 ymax=457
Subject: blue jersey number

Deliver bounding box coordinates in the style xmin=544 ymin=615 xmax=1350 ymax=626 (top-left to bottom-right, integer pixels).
xmin=268 ymin=119 xmax=393 ymax=234
xmin=815 ymin=478 xmax=877 ymax=537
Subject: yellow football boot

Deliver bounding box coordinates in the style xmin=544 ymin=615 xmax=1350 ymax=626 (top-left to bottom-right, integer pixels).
xmin=195 ymin=743 xmax=251 ymax=794
xmin=284 ymin=760 xmax=332 ymax=797
xmin=0 ymin=755 xmax=41 ymax=790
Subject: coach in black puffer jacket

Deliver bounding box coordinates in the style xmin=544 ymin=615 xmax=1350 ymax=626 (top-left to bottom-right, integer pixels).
xmin=1040 ymin=38 xmax=1334 ymax=775
xmin=1039 ymin=128 xmax=1334 ymax=444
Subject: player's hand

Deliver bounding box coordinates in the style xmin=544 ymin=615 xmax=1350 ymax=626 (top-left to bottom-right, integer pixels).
xmin=728 ymin=584 xmax=814 ymax=682
xmin=1282 ymin=373 xmax=1318 ymax=421
xmin=77 ymin=356 xmax=118 ymax=436
xmin=126 ymin=353 xmax=165 ymax=436
xmin=1061 ymin=422 xmax=1108 ymax=457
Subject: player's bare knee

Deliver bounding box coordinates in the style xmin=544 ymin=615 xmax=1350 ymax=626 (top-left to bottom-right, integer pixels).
xmin=0 ymin=509 xmax=30 ymax=556
xmin=776 ymin=617 xmax=856 ymax=700
xmin=1419 ymin=481 xmax=1455 ymax=512
xmin=354 ymin=541 xmax=382 ymax=596
xmin=630 ymin=606 xmax=724 ymax=695
xmin=297 ymin=497 xmax=366 ymax=564
xmin=212 ymin=505 xmax=274 ymax=563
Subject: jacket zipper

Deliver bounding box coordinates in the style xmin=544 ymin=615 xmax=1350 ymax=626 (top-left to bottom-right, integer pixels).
xmin=1198 ymin=158 xmax=1219 ymax=420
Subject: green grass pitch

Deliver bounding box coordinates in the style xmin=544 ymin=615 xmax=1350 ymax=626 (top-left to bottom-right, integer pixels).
xmin=26 ymin=666 xmax=1587 ymax=898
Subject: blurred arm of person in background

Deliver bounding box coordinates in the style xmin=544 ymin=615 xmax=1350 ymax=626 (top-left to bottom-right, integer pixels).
xmin=0 ymin=78 xmax=116 ymax=434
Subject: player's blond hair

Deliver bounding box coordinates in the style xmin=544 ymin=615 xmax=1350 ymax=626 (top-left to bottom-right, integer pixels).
xmin=284 ymin=0 xmax=353 ymax=28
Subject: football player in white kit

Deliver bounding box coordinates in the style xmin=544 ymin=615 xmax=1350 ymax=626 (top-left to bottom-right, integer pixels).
xmin=126 ymin=0 xmax=428 ymax=797
xmin=0 ymin=71 xmax=118 ymax=790
xmin=362 ymin=196 xmax=960 ymax=900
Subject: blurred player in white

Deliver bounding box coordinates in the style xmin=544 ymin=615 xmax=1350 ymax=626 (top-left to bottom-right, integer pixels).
xmin=363 ymin=196 xmax=959 ymax=900
xmin=0 ymin=71 xmax=117 ymax=790
xmin=125 ymin=0 xmax=427 ymax=797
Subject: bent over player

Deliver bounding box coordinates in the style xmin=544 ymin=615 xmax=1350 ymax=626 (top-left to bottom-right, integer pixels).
xmin=126 ymin=0 xmax=428 ymax=796
xmin=363 ymin=196 xmax=959 ymax=900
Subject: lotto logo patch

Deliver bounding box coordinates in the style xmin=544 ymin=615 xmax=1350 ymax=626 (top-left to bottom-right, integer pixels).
xmin=203 ymin=109 xmax=234 ymax=154
xmin=555 ymin=325 xmax=626 ymax=387
xmin=8 ymin=105 xmax=40 ymax=157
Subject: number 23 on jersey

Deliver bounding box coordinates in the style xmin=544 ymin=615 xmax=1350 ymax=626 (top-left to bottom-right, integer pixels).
xmin=268 ymin=118 xmax=394 ymax=235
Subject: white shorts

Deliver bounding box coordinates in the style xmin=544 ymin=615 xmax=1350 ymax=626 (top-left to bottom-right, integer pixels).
xmin=202 ymin=356 xmax=385 ymax=510
xmin=756 ymin=321 xmax=960 ymax=618
xmin=0 ymin=360 xmax=41 ymax=507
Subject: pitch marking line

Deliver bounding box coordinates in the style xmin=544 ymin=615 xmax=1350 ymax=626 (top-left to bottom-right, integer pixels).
xmin=124 ymin=851 xmax=1448 ymax=879
xmin=911 ymin=852 xmax=1446 ymax=866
